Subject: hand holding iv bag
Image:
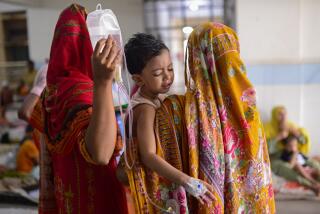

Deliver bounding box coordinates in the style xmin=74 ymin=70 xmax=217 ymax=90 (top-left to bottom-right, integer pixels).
xmin=87 ymin=4 xmax=123 ymax=82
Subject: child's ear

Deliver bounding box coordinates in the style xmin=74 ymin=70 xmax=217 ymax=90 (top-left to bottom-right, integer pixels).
xmin=132 ymin=74 xmax=144 ymax=87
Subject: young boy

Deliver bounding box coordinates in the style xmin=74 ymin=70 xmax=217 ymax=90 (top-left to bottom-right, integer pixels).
xmin=281 ymin=135 xmax=320 ymax=195
xmin=122 ymin=33 xmax=214 ymax=212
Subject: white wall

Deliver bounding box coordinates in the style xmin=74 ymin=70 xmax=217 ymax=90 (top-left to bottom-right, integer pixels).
xmin=301 ymin=0 xmax=320 ymax=61
xmin=237 ymin=0 xmax=320 ymax=155
xmin=237 ymin=0 xmax=301 ymax=64
xmin=26 ymin=8 xmax=59 ymax=64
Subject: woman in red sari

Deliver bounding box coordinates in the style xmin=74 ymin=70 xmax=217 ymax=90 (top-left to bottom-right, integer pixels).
xmin=30 ymin=4 xmax=127 ymax=214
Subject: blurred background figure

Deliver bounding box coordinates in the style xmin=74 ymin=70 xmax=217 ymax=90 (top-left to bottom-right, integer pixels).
xmin=23 ymin=60 xmax=37 ymax=88
xmin=16 ymin=125 xmax=39 ymax=175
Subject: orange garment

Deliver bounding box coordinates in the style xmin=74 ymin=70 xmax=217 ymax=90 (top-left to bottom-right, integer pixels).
xmin=16 ymin=139 xmax=39 ymax=173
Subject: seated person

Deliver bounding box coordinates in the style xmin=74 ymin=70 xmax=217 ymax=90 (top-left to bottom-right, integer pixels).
xmin=17 ymin=80 xmax=30 ymax=97
xmin=264 ymin=106 xmax=310 ymax=156
xmin=280 ymin=135 xmax=320 ymax=196
xmin=0 ymin=106 xmax=11 ymax=143
xmin=16 ymin=125 xmax=39 ymax=174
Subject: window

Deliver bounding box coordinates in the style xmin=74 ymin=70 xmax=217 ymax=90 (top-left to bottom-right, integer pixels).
xmin=143 ymin=0 xmax=235 ymax=93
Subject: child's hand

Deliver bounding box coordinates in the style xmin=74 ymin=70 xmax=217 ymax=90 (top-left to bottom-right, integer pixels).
xmin=183 ymin=177 xmax=215 ymax=205
xmin=91 ymin=35 xmax=122 ymax=84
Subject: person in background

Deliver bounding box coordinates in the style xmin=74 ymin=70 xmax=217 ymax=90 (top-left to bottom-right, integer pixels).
xmin=0 ymin=81 xmax=13 ymax=111
xmin=18 ymin=62 xmax=48 ymax=122
xmin=264 ymin=106 xmax=320 ymax=195
xmin=23 ymin=60 xmax=37 ymax=88
xmin=0 ymin=106 xmax=11 ymax=143
xmin=16 ymin=125 xmax=39 ymax=174
xmin=264 ymin=106 xmax=310 ymax=155
xmin=280 ymin=135 xmax=320 ymax=196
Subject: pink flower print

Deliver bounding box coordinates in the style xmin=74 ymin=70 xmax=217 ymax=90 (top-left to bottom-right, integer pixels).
xmin=180 ymin=205 xmax=187 ymax=214
xmin=218 ymin=106 xmax=228 ymax=123
xmin=189 ymin=103 xmax=196 ymax=115
xmin=212 ymin=22 xmax=224 ymax=29
xmin=241 ymin=88 xmax=256 ymax=107
xmin=240 ymin=118 xmax=250 ymax=130
xmin=173 ymin=186 xmax=187 ymax=209
xmin=223 ymin=125 xmax=240 ymax=154
xmin=202 ymin=137 xmax=212 ymax=149
xmin=213 ymin=157 xmax=220 ymax=169
xmin=177 ymin=191 xmax=186 ymax=204
xmin=206 ymin=52 xmax=215 ymax=73
xmin=155 ymin=190 xmax=161 ymax=200
xmin=187 ymin=126 xmax=197 ymax=148
xmin=214 ymin=204 xmax=223 ymax=214
xmin=268 ymin=184 xmax=274 ymax=198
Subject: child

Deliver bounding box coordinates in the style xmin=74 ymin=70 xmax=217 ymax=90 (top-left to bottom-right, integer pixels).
xmin=122 ymin=33 xmax=214 ymax=212
xmin=281 ymin=135 xmax=320 ymax=196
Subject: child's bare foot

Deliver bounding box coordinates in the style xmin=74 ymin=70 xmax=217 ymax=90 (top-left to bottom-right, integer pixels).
xmin=311 ymin=186 xmax=320 ymax=197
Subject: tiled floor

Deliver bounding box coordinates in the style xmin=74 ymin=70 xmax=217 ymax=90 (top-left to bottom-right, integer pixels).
xmin=1 ymin=200 xmax=320 ymax=214
xmin=277 ymin=200 xmax=320 ymax=214
xmin=0 ymin=204 xmax=36 ymax=214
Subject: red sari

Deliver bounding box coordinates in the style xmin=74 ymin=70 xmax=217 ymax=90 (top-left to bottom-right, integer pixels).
xmin=30 ymin=4 xmax=127 ymax=214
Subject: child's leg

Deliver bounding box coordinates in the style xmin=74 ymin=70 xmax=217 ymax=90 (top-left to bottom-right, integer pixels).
xmin=306 ymin=159 xmax=320 ymax=181
xmin=272 ymin=159 xmax=313 ymax=187
xmin=294 ymin=164 xmax=319 ymax=184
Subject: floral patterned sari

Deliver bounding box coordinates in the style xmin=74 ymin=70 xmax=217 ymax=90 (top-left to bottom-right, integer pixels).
xmin=185 ymin=22 xmax=275 ymax=213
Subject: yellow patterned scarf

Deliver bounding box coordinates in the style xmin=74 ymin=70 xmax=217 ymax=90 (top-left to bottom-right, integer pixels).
xmin=185 ymin=22 xmax=275 ymax=213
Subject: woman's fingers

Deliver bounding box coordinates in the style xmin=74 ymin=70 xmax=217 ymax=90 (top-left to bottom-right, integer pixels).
xmin=203 ymin=181 xmax=214 ymax=193
xmin=201 ymin=195 xmax=211 ymax=204
xmin=106 ymin=43 xmax=120 ymax=67
xmin=196 ymin=196 xmax=204 ymax=204
xmin=93 ymin=38 xmax=107 ymax=57
xmin=100 ymin=36 xmax=114 ymax=61
xmin=205 ymin=190 xmax=215 ymax=202
xmin=110 ymin=50 xmax=122 ymax=69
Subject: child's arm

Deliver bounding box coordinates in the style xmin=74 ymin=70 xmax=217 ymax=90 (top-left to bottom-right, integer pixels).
xmin=288 ymin=152 xmax=298 ymax=167
xmin=136 ymin=104 xmax=215 ymax=203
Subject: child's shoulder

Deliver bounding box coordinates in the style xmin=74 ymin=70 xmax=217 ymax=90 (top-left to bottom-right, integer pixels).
xmin=134 ymin=103 xmax=156 ymax=116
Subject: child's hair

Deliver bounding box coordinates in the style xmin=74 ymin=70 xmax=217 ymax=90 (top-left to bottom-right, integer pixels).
xmin=283 ymin=134 xmax=297 ymax=146
xmin=125 ymin=33 xmax=168 ymax=75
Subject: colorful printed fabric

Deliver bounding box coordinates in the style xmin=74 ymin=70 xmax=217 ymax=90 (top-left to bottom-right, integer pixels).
xmin=44 ymin=3 xmax=94 ymax=155
xmin=29 ymin=4 xmax=127 ymax=214
xmin=126 ymin=95 xmax=190 ymax=214
xmin=186 ymin=22 xmax=275 ymax=213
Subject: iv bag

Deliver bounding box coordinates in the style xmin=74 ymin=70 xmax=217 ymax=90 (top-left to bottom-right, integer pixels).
xmin=87 ymin=4 xmax=123 ymax=82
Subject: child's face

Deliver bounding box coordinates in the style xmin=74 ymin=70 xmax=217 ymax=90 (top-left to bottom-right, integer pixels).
xmin=285 ymin=139 xmax=298 ymax=153
xmin=135 ymin=49 xmax=174 ymax=95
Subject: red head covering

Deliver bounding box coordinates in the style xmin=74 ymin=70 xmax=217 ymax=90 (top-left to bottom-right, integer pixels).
xmin=44 ymin=4 xmax=94 ymax=153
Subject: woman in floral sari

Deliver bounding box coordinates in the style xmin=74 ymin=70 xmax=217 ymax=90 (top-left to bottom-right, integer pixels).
xmin=30 ymin=4 xmax=127 ymax=214
xmin=185 ymin=22 xmax=275 ymax=213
